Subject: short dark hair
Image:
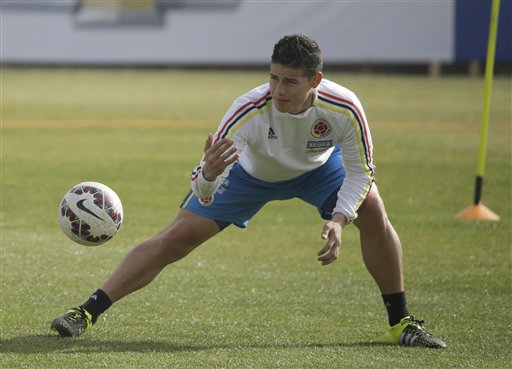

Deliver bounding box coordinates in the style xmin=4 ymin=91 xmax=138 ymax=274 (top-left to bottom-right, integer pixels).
xmin=271 ymin=34 xmax=323 ymax=78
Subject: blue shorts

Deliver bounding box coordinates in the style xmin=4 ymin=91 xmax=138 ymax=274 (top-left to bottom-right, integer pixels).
xmin=180 ymin=147 xmax=345 ymax=230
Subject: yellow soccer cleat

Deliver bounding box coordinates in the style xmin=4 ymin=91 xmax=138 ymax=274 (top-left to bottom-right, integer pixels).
xmin=383 ymin=316 xmax=447 ymax=348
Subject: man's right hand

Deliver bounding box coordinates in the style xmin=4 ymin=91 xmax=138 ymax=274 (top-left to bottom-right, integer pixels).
xmin=202 ymin=135 xmax=239 ymax=181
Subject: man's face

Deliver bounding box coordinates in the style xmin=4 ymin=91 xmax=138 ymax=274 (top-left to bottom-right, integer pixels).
xmin=269 ymin=63 xmax=322 ymax=114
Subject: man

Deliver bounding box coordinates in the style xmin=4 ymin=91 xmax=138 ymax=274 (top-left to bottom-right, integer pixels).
xmin=51 ymin=35 xmax=446 ymax=348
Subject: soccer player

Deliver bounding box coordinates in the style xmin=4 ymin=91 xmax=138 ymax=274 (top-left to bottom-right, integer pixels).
xmin=51 ymin=35 xmax=446 ymax=348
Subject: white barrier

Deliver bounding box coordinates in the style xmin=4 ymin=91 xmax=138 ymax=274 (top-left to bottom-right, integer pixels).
xmin=1 ymin=1 xmax=454 ymax=65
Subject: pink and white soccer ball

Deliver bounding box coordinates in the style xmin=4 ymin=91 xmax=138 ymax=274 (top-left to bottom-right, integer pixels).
xmin=58 ymin=182 xmax=123 ymax=246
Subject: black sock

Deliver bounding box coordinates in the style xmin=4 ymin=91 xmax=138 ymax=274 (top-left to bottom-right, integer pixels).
xmin=382 ymin=291 xmax=409 ymax=326
xmin=80 ymin=289 xmax=112 ymax=324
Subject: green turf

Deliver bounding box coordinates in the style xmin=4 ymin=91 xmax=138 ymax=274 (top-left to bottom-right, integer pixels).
xmin=1 ymin=68 xmax=511 ymax=368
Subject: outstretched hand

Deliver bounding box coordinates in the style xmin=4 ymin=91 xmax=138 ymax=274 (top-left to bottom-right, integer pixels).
xmin=317 ymin=213 xmax=347 ymax=266
xmin=202 ymin=135 xmax=239 ymax=181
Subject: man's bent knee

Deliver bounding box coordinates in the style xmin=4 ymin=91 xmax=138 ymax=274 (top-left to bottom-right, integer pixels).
xmin=354 ymin=185 xmax=389 ymax=231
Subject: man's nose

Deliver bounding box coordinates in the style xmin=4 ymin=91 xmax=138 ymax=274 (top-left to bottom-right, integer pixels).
xmin=275 ymin=82 xmax=286 ymax=96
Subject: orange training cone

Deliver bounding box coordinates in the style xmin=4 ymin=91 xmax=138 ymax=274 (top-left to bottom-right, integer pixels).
xmin=456 ymin=203 xmax=500 ymax=221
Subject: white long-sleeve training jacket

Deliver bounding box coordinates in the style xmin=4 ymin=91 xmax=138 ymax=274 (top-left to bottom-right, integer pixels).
xmin=190 ymin=79 xmax=375 ymax=222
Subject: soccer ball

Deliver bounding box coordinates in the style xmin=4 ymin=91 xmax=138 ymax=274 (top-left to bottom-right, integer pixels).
xmin=58 ymin=182 xmax=123 ymax=246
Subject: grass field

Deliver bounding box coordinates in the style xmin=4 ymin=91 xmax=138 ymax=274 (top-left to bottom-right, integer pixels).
xmin=1 ymin=68 xmax=511 ymax=368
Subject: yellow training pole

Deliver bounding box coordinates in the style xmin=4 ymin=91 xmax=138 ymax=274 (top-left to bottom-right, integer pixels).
xmin=456 ymin=0 xmax=500 ymax=221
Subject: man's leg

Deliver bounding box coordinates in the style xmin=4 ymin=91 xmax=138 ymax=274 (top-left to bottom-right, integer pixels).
xmin=354 ymin=185 xmax=409 ymax=326
xmin=354 ymin=185 xmax=403 ymax=295
xmin=101 ymin=209 xmax=221 ymax=303
xmin=51 ymin=209 xmax=221 ymax=337
xmin=354 ymin=185 xmax=446 ymax=348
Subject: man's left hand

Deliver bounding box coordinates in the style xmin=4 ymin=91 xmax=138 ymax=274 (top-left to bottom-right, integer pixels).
xmin=317 ymin=213 xmax=347 ymax=266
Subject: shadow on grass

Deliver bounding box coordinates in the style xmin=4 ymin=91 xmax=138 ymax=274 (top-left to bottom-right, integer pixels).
xmin=0 ymin=334 xmax=390 ymax=354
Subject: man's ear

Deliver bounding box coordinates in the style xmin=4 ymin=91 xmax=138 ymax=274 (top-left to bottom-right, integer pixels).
xmin=311 ymin=72 xmax=323 ymax=88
